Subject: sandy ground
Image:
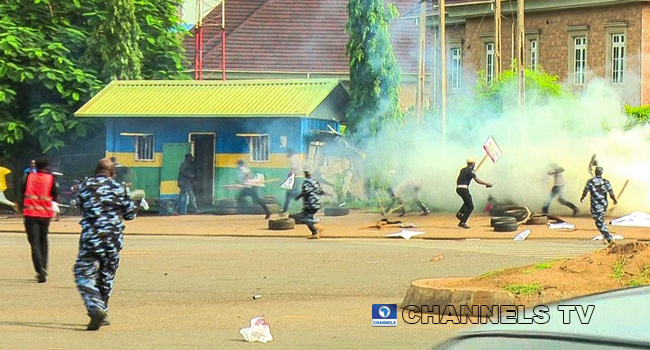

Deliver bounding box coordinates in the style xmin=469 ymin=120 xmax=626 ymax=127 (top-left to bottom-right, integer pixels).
xmin=0 ymin=234 xmax=601 ymax=350
xmin=424 ymin=242 xmax=650 ymax=306
xmin=0 ymin=211 xmax=648 ymax=240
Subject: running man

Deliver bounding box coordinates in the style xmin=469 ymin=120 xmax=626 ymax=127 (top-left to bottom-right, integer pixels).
xmin=295 ymin=170 xmax=325 ymax=239
xmin=74 ymin=158 xmax=136 ymax=330
xmin=581 ymin=166 xmax=617 ymax=244
xmin=542 ymin=164 xmax=579 ymax=216
xmin=456 ymin=158 xmax=493 ymax=229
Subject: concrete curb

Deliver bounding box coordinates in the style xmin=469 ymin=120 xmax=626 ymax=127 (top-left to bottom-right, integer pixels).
xmin=401 ymin=279 xmax=517 ymax=315
xmin=400 ymin=279 xmax=580 ymax=315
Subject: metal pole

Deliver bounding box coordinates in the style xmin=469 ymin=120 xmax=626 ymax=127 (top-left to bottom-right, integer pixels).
xmin=221 ymin=0 xmax=226 ymax=80
xmin=417 ymin=0 xmax=427 ymax=121
xmin=517 ymin=0 xmax=525 ymax=108
xmin=494 ymin=0 xmax=502 ymax=77
xmin=439 ymin=0 xmax=447 ymax=140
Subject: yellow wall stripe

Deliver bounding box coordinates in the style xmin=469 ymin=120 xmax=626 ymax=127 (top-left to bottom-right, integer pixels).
xmin=160 ymin=180 xmax=180 ymax=195
xmin=107 ymin=152 xmax=163 ymax=167
xmin=108 ymin=152 xmax=305 ymax=169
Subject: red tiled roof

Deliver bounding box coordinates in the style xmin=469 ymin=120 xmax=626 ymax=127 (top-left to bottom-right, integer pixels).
xmin=183 ymin=0 xmax=425 ymax=74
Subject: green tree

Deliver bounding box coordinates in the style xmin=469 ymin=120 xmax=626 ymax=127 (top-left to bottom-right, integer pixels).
xmin=0 ymin=0 xmax=187 ymax=162
xmin=86 ymin=0 xmax=144 ymax=80
xmin=345 ymin=0 xmax=402 ymax=137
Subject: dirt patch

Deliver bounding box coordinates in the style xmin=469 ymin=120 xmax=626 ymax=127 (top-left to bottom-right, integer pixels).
xmin=422 ymin=242 xmax=650 ymax=306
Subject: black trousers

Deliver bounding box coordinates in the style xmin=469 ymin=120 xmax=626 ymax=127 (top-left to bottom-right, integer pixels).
xmin=24 ymin=217 xmax=50 ymax=274
xmin=238 ymin=187 xmax=270 ymax=215
xmin=456 ymin=188 xmax=474 ymax=223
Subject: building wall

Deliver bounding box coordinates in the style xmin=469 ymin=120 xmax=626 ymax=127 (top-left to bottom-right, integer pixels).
xmin=456 ymin=2 xmax=645 ymax=104
xmin=105 ymin=117 xmax=338 ymax=202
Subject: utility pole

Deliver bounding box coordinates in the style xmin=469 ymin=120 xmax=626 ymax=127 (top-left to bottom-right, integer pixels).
xmin=194 ymin=0 xmax=204 ymax=80
xmin=416 ymin=0 xmax=427 ymax=122
xmin=439 ymin=0 xmax=447 ymax=139
xmin=221 ymin=0 xmax=226 ymax=80
xmin=494 ymin=0 xmax=502 ymax=77
xmin=517 ymin=0 xmax=525 ymax=108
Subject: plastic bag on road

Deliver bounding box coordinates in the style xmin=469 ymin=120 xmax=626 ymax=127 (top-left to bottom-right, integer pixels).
xmin=240 ymin=317 xmax=274 ymax=344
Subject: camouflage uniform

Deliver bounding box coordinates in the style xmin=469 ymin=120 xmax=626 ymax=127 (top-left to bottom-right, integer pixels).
xmin=296 ymin=177 xmax=325 ymax=235
xmin=582 ymin=176 xmax=615 ymax=242
xmin=74 ymin=175 xmax=136 ymax=315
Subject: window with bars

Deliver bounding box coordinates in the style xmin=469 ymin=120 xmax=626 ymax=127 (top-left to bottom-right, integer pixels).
xmin=249 ymin=135 xmax=270 ymax=162
xmin=485 ymin=43 xmax=495 ymax=86
xmin=135 ymin=134 xmax=154 ymax=161
xmin=451 ymin=47 xmax=462 ymax=90
xmin=611 ymin=33 xmax=625 ymax=84
xmin=573 ymin=36 xmax=587 ymax=85
xmin=530 ymin=39 xmax=538 ymax=71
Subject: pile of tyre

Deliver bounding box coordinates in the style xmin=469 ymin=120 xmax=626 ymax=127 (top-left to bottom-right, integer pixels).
xmin=490 ymin=206 xmax=548 ymax=232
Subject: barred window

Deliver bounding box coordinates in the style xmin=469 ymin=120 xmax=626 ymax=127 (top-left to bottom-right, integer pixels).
xmin=573 ymin=36 xmax=587 ymax=85
xmin=530 ymin=39 xmax=538 ymax=71
xmin=485 ymin=43 xmax=495 ymax=86
xmin=611 ymin=33 xmax=625 ymax=84
xmin=249 ymin=135 xmax=269 ymax=162
xmin=135 ymin=134 xmax=154 ymax=161
xmin=451 ymin=47 xmax=462 ymax=90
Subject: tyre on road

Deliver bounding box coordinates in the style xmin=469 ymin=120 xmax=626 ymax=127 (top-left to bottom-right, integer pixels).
xmin=494 ymin=221 xmax=518 ymax=232
xmin=215 ymin=208 xmax=238 ymax=215
xmin=503 ymin=209 xmax=529 ymax=222
xmin=489 ymin=207 xmax=506 ymax=217
xmin=268 ymin=218 xmax=295 ymax=230
xmin=526 ymin=214 xmax=548 ymax=225
xmin=216 ymin=198 xmax=239 ymax=208
xmin=324 ymin=207 xmax=350 ymax=217
xmin=490 ymin=216 xmax=517 ymax=227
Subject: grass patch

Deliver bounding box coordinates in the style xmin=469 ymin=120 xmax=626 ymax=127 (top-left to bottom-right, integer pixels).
xmin=612 ymin=258 xmax=626 ymax=281
xmin=479 ymin=268 xmax=507 ymax=279
xmin=627 ymin=265 xmax=650 ymax=287
xmin=521 ymin=269 xmax=534 ymax=275
xmin=534 ymin=259 xmax=562 ymax=270
xmin=504 ymin=283 xmax=542 ymax=295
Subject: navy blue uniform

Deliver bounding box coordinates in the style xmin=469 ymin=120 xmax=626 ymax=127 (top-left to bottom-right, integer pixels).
xmin=296 ymin=177 xmax=324 ymax=235
xmin=74 ymin=175 xmax=136 ymax=315
xmin=582 ymin=176 xmax=615 ymax=242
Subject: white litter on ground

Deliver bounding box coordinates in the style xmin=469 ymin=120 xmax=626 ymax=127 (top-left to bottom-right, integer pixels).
xmin=240 ymin=317 xmax=273 ymax=343
xmin=384 ymin=230 xmax=426 ymax=240
xmin=549 ymin=222 xmax=575 ymax=230
xmin=513 ymin=229 xmax=532 ymax=241
xmin=592 ymin=235 xmax=625 ymax=241
xmin=610 ymin=211 xmax=650 ymax=227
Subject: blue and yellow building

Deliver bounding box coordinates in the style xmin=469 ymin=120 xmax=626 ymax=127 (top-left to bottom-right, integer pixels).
xmin=74 ymin=79 xmax=349 ymax=206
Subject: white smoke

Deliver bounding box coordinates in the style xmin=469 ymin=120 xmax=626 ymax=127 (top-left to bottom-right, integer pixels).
xmin=343 ymin=78 xmax=650 ymax=215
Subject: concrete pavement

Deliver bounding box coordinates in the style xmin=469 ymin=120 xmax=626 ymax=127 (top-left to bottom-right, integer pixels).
xmin=0 ymin=234 xmax=602 ymax=349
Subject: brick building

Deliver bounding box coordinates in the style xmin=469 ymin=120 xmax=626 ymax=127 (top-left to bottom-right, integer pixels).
xmin=416 ymin=0 xmax=650 ymax=105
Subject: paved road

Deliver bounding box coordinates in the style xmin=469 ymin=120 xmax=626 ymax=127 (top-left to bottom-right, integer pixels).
xmin=0 ymin=234 xmax=601 ymax=350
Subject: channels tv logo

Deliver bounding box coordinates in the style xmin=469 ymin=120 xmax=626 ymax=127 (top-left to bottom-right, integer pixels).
xmin=372 ymin=304 xmax=397 ymax=327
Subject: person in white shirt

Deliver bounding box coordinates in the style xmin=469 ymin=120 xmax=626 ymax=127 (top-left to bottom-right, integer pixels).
xmin=542 ymin=164 xmax=579 ymax=216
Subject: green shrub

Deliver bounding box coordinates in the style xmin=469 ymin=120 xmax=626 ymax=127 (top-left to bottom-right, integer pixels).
xmin=624 ymin=105 xmax=650 ymax=128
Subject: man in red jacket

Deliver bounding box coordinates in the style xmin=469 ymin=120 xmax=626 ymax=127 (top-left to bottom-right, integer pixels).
xmin=22 ymin=158 xmax=58 ymax=283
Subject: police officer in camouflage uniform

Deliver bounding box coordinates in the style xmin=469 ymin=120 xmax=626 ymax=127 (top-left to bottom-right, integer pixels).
xmin=295 ymin=170 xmax=325 ymax=239
xmin=581 ymin=166 xmax=617 ymax=244
xmin=74 ymin=158 xmax=136 ymax=331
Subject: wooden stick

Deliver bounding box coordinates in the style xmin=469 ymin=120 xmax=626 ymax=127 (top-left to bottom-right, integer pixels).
xmin=475 ymin=154 xmax=490 ymax=173
xmin=608 ymin=179 xmax=629 ymax=213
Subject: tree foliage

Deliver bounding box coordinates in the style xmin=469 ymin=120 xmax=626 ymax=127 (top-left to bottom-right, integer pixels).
xmin=0 ymin=0 xmax=188 ymax=160
xmin=86 ymin=0 xmax=144 ymax=80
xmin=476 ymin=65 xmax=570 ymax=112
xmin=624 ymin=104 xmax=650 ymax=128
xmin=345 ymin=0 xmax=402 ymax=137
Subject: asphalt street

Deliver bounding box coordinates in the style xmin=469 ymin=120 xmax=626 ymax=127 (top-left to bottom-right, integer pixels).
xmin=0 ymin=234 xmax=601 ymax=350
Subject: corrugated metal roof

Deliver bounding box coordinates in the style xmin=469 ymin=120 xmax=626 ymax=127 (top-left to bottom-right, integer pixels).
xmin=75 ymin=79 xmax=348 ymax=119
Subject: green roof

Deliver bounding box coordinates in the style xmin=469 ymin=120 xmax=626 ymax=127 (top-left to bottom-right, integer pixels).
xmin=74 ymin=79 xmax=348 ymax=120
